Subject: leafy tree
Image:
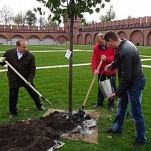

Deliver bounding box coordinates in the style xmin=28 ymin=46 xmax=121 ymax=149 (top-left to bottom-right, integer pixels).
xmin=38 ymin=15 xmax=58 ymax=27
xmin=45 ymin=19 xmax=58 ymax=27
xmin=127 ymin=15 xmax=133 ymax=19
xmin=26 ymin=10 xmax=37 ymax=26
xmin=41 ymin=14 xmax=57 ymax=27
xmin=100 ymin=4 xmax=115 ymax=22
xmin=0 ymin=5 xmax=14 ymax=25
xmin=13 ymin=11 xmax=26 ymax=26
xmin=35 ymin=0 xmax=110 ymax=117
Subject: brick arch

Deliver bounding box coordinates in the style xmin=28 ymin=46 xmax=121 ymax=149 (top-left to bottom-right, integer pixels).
xmin=85 ymin=33 xmax=91 ymax=45
xmin=43 ymin=35 xmax=55 ymax=45
xmin=11 ymin=35 xmax=24 ymax=39
xmin=0 ymin=35 xmax=7 ymax=39
xmin=130 ymin=30 xmax=143 ymax=46
xmin=147 ymin=31 xmax=151 ymax=46
xmin=11 ymin=35 xmax=24 ymax=45
xmin=0 ymin=35 xmax=7 ymax=45
xmin=57 ymin=35 xmax=67 ymax=44
xmin=28 ymin=35 xmax=41 ymax=45
xmin=93 ymin=33 xmax=99 ymax=45
xmin=28 ymin=35 xmax=41 ymax=40
xmin=77 ymin=34 xmax=83 ymax=45
xmin=43 ymin=35 xmax=54 ymax=39
xmin=118 ymin=31 xmax=127 ymax=39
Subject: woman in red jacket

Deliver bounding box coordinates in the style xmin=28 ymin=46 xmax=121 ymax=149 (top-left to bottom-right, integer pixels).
xmin=91 ymin=33 xmax=116 ymax=111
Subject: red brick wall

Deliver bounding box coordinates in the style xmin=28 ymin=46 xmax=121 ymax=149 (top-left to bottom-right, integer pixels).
xmin=0 ymin=16 xmax=151 ymax=46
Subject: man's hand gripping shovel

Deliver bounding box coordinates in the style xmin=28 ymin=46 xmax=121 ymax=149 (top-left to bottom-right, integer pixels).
xmin=77 ymin=60 xmax=102 ymax=118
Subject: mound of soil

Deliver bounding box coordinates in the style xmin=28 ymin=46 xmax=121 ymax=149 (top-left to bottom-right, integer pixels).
xmin=0 ymin=111 xmax=90 ymax=151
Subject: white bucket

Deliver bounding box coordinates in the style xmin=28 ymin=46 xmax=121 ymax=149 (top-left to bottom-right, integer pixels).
xmin=99 ymin=78 xmax=116 ymax=98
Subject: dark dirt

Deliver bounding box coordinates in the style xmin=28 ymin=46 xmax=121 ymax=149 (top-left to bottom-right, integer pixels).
xmin=0 ymin=111 xmax=90 ymax=151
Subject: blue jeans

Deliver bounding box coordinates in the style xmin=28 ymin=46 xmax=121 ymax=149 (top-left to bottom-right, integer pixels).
xmin=112 ymin=77 xmax=147 ymax=142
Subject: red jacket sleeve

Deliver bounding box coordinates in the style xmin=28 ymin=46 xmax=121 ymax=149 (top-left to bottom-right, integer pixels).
xmin=91 ymin=44 xmax=116 ymax=75
xmin=91 ymin=44 xmax=100 ymax=73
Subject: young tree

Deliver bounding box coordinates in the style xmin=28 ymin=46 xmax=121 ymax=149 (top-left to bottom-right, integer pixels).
xmin=38 ymin=16 xmax=46 ymax=26
xmin=100 ymin=4 xmax=115 ymax=22
xmin=26 ymin=10 xmax=37 ymax=26
xmin=35 ymin=0 xmax=110 ymax=117
xmin=45 ymin=19 xmax=58 ymax=27
xmin=127 ymin=15 xmax=133 ymax=19
xmin=45 ymin=15 xmax=58 ymax=27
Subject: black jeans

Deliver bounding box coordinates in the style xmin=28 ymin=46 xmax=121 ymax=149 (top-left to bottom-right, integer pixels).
xmin=97 ymin=73 xmax=116 ymax=107
xmin=9 ymin=84 xmax=42 ymax=115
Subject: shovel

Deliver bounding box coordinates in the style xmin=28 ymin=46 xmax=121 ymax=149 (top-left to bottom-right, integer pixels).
xmin=77 ymin=60 xmax=103 ymax=118
xmin=5 ymin=60 xmax=54 ymax=108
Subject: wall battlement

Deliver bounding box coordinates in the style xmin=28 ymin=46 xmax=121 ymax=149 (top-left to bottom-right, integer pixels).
xmin=0 ymin=25 xmax=65 ymax=33
xmin=0 ymin=16 xmax=150 ymax=32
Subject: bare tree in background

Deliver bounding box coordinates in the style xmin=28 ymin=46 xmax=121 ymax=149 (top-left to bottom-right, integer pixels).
xmin=0 ymin=5 xmax=14 ymax=25
xmin=38 ymin=16 xmax=46 ymax=26
xmin=100 ymin=4 xmax=115 ymax=22
xmin=13 ymin=11 xmax=27 ymax=26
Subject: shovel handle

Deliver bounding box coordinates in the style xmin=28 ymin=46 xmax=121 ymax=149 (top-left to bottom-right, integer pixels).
xmin=5 ymin=60 xmax=43 ymax=96
xmin=82 ymin=60 xmax=103 ymax=107
xmin=5 ymin=60 xmax=54 ymax=107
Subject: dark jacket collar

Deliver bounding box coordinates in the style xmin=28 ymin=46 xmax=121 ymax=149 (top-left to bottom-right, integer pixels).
xmin=116 ymin=39 xmax=127 ymax=53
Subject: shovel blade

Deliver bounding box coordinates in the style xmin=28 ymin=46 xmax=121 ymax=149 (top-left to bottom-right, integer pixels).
xmin=77 ymin=109 xmax=86 ymax=118
xmin=41 ymin=97 xmax=55 ymax=108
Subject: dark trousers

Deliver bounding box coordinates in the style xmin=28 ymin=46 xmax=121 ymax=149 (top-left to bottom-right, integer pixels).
xmin=9 ymin=84 xmax=42 ymax=115
xmin=97 ymin=73 xmax=116 ymax=107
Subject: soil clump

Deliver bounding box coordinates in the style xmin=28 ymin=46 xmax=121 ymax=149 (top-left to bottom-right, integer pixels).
xmin=0 ymin=111 xmax=90 ymax=151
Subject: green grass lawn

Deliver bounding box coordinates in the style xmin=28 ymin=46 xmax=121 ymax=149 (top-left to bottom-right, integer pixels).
xmin=0 ymin=45 xmax=151 ymax=151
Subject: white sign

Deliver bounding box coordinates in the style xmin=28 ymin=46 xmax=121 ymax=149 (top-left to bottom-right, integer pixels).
xmin=65 ymin=49 xmax=72 ymax=59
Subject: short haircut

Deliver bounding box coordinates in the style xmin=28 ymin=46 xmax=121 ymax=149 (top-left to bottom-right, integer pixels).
xmin=104 ymin=31 xmax=119 ymax=42
xmin=97 ymin=33 xmax=104 ymax=38
xmin=16 ymin=39 xmax=27 ymax=46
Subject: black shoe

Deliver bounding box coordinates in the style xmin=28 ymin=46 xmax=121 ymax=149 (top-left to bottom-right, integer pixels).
xmin=108 ymin=106 xmax=114 ymax=112
xmin=37 ymin=106 xmax=45 ymax=111
xmin=132 ymin=138 xmax=146 ymax=146
xmin=9 ymin=114 xmax=16 ymax=119
xmin=104 ymin=128 xmax=122 ymax=134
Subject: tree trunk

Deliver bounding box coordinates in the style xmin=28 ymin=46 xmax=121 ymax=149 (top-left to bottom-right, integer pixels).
xmin=68 ymin=14 xmax=74 ymax=118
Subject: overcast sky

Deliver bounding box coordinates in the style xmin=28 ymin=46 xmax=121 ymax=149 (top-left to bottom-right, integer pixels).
xmin=0 ymin=0 xmax=151 ymax=22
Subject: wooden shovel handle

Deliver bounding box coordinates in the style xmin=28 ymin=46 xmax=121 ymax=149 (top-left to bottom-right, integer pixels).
xmin=82 ymin=60 xmax=103 ymax=107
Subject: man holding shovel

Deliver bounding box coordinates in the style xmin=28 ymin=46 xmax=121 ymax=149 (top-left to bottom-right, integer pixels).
xmin=91 ymin=33 xmax=116 ymax=111
xmin=0 ymin=39 xmax=45 ymax=119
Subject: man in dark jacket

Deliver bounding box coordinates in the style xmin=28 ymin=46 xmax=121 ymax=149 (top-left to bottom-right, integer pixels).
xmin=0 ymin=39 xmax=45 ymax=119
xmin=103 ymin=31 xmax=147 ymax=146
